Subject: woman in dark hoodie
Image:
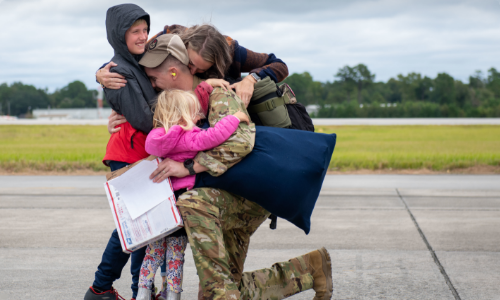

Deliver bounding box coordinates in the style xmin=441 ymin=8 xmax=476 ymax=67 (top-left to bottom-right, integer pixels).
xmin=84 ymin=4 xmax=157 ymax=300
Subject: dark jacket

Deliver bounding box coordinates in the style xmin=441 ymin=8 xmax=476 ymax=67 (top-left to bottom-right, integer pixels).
xmin=104 ymin=4 xmax=157 ymax=134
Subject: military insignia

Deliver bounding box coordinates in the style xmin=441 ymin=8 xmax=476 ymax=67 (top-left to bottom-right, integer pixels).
xmin=149 ymin=39 xmax=157 ymax=50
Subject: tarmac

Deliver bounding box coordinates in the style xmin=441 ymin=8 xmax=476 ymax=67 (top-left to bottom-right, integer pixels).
xmin=0 ymin=175 xmax=499 ymax=300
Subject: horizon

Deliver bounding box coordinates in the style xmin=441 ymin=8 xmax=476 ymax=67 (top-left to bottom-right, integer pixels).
xmin=1 ymin=65 xmax=497 ymax=92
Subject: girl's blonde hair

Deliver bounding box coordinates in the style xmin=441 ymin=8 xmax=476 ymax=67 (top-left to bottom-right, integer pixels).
xmin=152 ymin=89 xmax=204 ymax=132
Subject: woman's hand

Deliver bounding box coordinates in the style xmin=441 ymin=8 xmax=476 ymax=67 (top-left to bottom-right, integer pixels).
xmin=230 ymin=75 xmax=256 ymax=108
xmin=150 ymin=158 xmax=189 ymax=183
xmin=97 ymin=62 xmax=127 ymax=89
xmin=108 ymin=110 xmax=127 ymax=134
xmin=205 ymin=79 xmax=230 ymax=91
xmin=233 ymin=111 xmax=250 ymax=125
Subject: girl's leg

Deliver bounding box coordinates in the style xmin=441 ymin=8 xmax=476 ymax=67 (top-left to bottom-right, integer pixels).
xmin=136 ymin=238 xmax=167 ymax=300
xmin=161 ymin=232 xmax=188 ymax=298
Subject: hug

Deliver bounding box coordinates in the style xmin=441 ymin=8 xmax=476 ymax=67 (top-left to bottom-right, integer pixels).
xmin=85 ymin=3 xmax=335 ymax=300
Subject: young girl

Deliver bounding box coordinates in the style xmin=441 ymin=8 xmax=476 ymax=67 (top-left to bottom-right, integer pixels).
xmin=136 ymin=81 xmax=249 ymax=300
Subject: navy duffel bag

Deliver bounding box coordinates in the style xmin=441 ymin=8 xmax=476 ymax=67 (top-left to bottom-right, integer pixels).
xmin=194 ymin=126 xmax=336 ymax=234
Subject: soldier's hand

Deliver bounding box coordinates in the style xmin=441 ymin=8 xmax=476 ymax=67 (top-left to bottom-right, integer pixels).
xmin=97 ymin=62 xmax=127 ymax=89
xmin=230 ymin=75 xmax=256 ymax=108
xmin=150 ymin=158 xmax=189 ymax=183
xmin=108 ymin=110 xmax=127 ymax=134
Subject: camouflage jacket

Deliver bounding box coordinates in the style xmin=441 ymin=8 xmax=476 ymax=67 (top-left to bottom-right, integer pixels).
xmin=193 ymin=84 xmax=256 ymax=177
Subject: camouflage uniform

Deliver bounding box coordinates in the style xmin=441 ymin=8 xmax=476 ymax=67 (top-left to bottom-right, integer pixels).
xmin=193 ymin=84 xmax=256 ymax=177
xmin=177 ymin=87 xmax=314 ymax=299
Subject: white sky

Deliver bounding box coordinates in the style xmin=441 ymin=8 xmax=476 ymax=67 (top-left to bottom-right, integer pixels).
xmin=0 ymin=0 xmax=499 ymax=91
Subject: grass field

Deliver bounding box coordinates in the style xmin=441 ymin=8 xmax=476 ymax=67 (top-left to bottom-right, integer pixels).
xmin=0 ymin=125 xmax=499 ymax=173
xmin=0 ymin=125 xmax=110 ymax=172
xmin=316 ymin=125 xmax=500 ymax=171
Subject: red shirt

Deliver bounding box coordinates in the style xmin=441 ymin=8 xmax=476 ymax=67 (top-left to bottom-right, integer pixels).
xmin=102 ymin=122 xmax=149 ymax=166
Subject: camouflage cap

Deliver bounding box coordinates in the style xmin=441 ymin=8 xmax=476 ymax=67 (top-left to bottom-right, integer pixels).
xmin=139 ymin=34 xmax=189 ymax=68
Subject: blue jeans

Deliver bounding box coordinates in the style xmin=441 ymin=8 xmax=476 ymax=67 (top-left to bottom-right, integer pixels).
xmin=93 ymin=161 xmax=146 ymax=299
xmin=161 ymin=260 xmax=167 ymax=277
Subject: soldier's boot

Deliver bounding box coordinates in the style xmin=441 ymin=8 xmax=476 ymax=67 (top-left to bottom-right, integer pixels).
xmin=303 ymin=247 xmax=333 ymax=300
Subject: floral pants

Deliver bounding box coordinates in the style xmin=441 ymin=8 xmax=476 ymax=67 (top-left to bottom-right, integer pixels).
xmin=139 ymin=234 xmax=188 ymax=294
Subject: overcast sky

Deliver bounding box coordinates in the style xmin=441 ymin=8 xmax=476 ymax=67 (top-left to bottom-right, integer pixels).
xmin=0 ymin=0 xmax=499 ymax=91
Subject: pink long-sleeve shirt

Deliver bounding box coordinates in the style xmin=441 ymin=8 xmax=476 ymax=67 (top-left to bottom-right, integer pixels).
xmin=145 ymin=115 xmax=240 ymax=190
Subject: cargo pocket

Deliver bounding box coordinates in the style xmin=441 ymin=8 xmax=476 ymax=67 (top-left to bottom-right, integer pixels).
xmin=257 ymin=104 xmax=292 ymax=128
xmin=183 ymin=208 xmax=225 ymax=259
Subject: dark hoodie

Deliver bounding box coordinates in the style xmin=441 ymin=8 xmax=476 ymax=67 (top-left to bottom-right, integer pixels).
xmin=104 ymin=4 xmax=156 ymax=133
xmin=103 ymin=4 xmax=157 ymax=165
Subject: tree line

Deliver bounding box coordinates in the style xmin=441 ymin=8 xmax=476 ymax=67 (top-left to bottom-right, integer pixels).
xmin=282 ymin=65 xmax=500 ymax=117
xmin=1 ymin=65 xmax=499 ymax=117
xmin=0 ymin=81 xmax=108 ymax=117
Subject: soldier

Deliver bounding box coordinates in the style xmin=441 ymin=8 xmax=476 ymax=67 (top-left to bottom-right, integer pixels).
xmin=142 ymin=34 xmax=333 ymax=300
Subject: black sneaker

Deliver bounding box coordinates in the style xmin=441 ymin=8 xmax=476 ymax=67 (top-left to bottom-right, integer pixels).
xmin=84 ymin=286 xmax=125 ymax=300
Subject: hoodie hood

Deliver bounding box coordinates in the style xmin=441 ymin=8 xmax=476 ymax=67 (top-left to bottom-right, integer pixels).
xmin=103 ymin=4 xmax=157 ymax=134
xmin=106 ymin=4 xmax=151 ymax=67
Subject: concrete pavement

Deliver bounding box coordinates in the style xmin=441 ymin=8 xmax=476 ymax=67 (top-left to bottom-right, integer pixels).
xmin=0 ymin=175 xmax=499 ymax=299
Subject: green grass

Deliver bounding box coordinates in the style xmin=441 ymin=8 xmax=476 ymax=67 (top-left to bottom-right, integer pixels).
xmin=316 ymin=125 xmax=500 ymax=171
xmin=1 ymin=125 xmax=499 ymax=172
xmin=0 ymin=125 xmax=110 ymax=172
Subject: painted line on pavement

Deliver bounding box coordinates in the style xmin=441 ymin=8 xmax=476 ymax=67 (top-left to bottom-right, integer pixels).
xmin=396 ymin=188 xmax=462 ymax=300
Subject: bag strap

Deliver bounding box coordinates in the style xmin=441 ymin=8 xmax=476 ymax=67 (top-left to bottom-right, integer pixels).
xmin=248 ymin=97 xmax=285 ymax=114
xmin=282 ymin=90 xmax=293 ymax=104
xmin=247 ymin=91 xmax=294 ymax=114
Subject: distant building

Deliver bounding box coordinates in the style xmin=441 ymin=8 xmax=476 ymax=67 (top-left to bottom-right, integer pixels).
xmin=0 ymin=116 xmax=18 ymax=120
xmin=33 ymin=108 xmax=113 ymax=120
xmin=305 ymin=104 xmax=321 ymax=115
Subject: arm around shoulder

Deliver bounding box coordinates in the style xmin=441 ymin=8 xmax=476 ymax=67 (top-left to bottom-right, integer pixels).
xmin=194 ymin=89 xmax=255 ymax=177
xmin=186 ymin=115 xmax=240 ymax=152
xmin=235 ymin=42 xmax=289 ymax=83
xmin=105 ymin=77 xmax=154 ymax=134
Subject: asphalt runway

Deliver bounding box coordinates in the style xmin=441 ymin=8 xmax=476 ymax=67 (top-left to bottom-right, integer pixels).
xmin=0 ymin=175 xmax=499 ymax=300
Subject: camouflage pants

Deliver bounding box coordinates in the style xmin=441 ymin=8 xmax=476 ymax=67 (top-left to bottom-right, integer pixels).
xmin=177 ymin=188 xmax=314 ymax=300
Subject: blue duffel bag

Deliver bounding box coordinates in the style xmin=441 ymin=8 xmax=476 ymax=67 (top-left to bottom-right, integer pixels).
xmin=194 ymin=126 xmax=336 ymax=234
